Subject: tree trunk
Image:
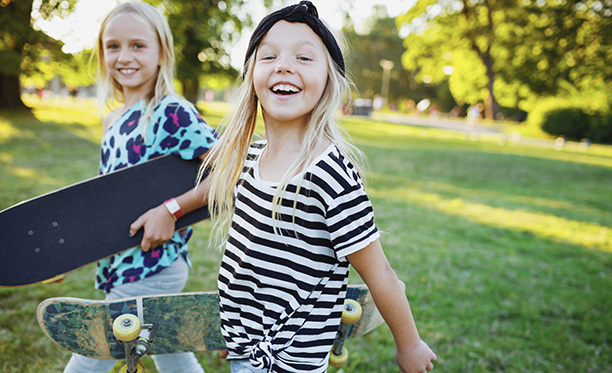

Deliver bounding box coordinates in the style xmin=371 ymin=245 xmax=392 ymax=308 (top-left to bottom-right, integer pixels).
xmin=482 ymin=52 xmax=499 ymax=120
xmin=462 ymin=0 xmax=499 ymax=120
xmin=0 ymin=73 xmax=28 ymax=110
xmin=181 ymin=78 xmax=200 ymax=105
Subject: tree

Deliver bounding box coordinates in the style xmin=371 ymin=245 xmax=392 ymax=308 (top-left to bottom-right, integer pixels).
xmin=1 ymin=0 xmax=252 ymax=109
xmin=20 ymin=47 xmax=94 ymax=98
xmin=157 ymin=0 xmax=250 ymax=103
xmin=0 ymin=0 xmax=77 ymax=110
xmin=344 ymin=11 xmax=409 ymax=101
xmin=397 ymin=0 xmax=612 ymax=120
xmin=495 ymin=0 xmax=612 ymax=113
xmin=397 ymin=0 xmax=508 ymax=120
xmin=57 ymin=50 xmax=95 ymax=96
xmin=344 ymin=7 xmax=456 ymax=112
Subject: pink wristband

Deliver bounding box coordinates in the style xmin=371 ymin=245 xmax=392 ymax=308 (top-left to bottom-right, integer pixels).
xmin=164 ymin=198 xmax=183 ymax=220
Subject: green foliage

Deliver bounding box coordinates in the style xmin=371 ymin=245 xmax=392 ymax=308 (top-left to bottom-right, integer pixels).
xmin=541 ymin=107 xmax=591 ymax=140
xmin=58 ymin=50 xmax=96 ymax=91
xmin=155 ymin=0 xmax=250 ymax=102
xmin=397 ymin=0 xmax=503 ymax=119
xmin=528 ymin=97 xmax=612 ymax=143
xmin=447 ymin=49 xmax=487 ymax=105
xmin=343 ymin=9 xmax=460 ymax=111
xmin=588 ymin=113 xmax=612 ymax=143
xmin=0 ymin=0 xmax=78 ymax=108
xmin=397 ymin=0 xmax=612 ymax=119
xmin=21 ymin=48 xmax=95 ymax=93
xmin=0 ymin=0 xmax=77 ymax=74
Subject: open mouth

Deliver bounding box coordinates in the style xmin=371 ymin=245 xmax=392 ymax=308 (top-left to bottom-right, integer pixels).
xmin=271 ymin=84 xmax=301 ymax=95
xmin=119 ymin=68 xmax=137 ymax=75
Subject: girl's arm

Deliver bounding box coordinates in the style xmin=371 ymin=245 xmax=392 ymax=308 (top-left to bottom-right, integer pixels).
xmin=347 ymin=239 xmax=436 ymax=373
xmin=128 ymin=152 xmax=212 ymax=251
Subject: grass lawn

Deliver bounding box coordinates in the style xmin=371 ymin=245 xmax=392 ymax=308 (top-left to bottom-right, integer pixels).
xmin=1 ymin=96 xmax=611 ymax=372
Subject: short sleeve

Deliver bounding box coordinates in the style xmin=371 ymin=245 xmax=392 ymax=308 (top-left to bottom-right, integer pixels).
xmin=147 ymin=97 xmax=218 ymax=160
xmin=327 ymin=181 xmax=379 ymax=259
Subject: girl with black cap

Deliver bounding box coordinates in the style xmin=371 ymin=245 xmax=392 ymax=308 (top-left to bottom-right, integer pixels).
xmin=202 ymin=2 xmax=436 ymax=372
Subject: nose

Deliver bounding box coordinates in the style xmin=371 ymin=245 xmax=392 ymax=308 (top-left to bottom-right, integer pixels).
xmin=274 ymin=56 xmax=293 ymax=74
xmin=118 ymin=50 xmax=133 ymax=64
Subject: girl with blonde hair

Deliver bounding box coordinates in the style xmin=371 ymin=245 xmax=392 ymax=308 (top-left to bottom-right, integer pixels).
xmin=64 ymin=2 xmax=215 ymax=372
xmin=204 ymin=2 xmax=437 ymax=372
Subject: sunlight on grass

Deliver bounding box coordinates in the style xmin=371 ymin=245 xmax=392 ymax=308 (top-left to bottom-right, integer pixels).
xmin=370 ymin=187 xmax=611 ymax=253
xmin=23 ymin=95 xmax=102 ymax=144
xmin=0 ymin=118 xmax=35 ymax=143
xmin=343 ymin=117 xmax=612 ymax=169
xmin=0 ymin=153 xmax=13 ymax=164
xmin=8 ymin=167 xmax=60 ymax=187
xmin=421 ymin=180 xmax=577 ymax=210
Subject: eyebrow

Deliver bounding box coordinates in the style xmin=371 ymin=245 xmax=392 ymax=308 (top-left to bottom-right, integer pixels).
xmin=103 ymin=38 xmax=149 ymax=44
xmin=258 ymin=39 xmax=321 ymax=52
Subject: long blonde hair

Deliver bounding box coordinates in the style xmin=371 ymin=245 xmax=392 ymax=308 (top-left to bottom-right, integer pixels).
xmin=202 ymin=28 xmax=365 ymax=249
xmin=95 ymin=2 xmax=176 ymax=127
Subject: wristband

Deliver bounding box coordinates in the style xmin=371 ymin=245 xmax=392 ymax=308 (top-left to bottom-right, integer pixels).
xmin=164 ymin=198 xmax=183 ymax=220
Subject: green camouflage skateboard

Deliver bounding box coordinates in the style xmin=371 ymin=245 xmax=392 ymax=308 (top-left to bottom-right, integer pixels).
xmin=38 ymin=284 xmax=388 ymax=372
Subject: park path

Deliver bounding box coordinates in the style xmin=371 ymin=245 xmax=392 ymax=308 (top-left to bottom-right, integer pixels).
xmin=368 ymin=112 xmax=587 ymax=151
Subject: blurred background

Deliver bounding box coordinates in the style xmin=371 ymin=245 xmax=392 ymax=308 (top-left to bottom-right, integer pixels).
xmin=2 ymin=0 xmax=611 ymax=142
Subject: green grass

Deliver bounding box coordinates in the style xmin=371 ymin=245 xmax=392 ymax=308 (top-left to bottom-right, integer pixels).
xmin=1 ymin=97 xmax=611 ymax=372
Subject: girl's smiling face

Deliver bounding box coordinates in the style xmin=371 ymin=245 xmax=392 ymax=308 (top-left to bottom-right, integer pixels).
xmin=102 ymin=14 xmax=161 ymax=100
xmin=252 ymin=20 xmax=329 ymax=129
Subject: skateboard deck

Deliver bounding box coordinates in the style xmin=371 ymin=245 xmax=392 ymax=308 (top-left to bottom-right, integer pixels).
xmin=37 ymin=284 xmax=384 ymax=360
xmin=0 ymin=154 xmax=210 ymax=287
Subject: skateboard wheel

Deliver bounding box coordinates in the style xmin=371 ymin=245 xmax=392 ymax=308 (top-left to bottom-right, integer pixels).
xmin=113 ymin=314 xmax=141 ymax=342
xmin=119 ymin=362 xmax=145 ymax=373
xmin=329 ymin=346 xmax=349 ymax=368
xmin=341 ymin=299 xmax=362 ymax=325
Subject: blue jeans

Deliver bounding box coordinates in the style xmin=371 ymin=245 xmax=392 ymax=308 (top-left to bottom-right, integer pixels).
xmin=230 ymin=359 xmax=267 ymax=373
xmin=64 ymin=257 xmax=205 ymax=373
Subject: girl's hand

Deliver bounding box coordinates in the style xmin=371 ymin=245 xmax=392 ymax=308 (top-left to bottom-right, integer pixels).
xmin=397 ymin=339 xmax=437 ymax=373
xmin=129 ymin=204 xmax=176 ymax=251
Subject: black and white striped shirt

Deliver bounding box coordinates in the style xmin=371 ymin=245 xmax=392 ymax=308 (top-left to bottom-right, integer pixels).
xmin=218 ymin=141 xmax=379 ymax=372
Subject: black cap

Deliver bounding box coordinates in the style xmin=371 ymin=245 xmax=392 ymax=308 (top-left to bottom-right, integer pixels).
xmin=243 ymin=1 xmax=345 ymax=78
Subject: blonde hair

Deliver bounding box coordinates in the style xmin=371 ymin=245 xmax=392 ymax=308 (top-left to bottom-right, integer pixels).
xmin=202 ymin=27 xmax=366 ymax=249
xmin=95 ymin=2 xmax=176 ymax=127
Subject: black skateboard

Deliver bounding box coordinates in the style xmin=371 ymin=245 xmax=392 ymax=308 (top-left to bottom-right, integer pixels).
xmin=0 ymin=154 xmax=210 ymax=287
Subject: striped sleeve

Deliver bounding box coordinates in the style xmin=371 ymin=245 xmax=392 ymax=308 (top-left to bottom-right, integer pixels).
xmin=313 ymin=148 xmax=379 ymax=258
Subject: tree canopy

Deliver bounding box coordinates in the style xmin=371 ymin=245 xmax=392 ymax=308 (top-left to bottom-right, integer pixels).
xmin=397 ymin=0 xmax=612 ymax=120
xmin=0 ymin=0 xmax=77 ymax=109
xmin=155 ymin=0 xmax=251 ymax=103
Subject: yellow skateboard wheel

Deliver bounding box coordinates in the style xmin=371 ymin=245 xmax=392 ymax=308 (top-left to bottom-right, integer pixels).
xmin=329 ymin=346 xmax=349 ymax=368
xmin=341 ymin=299 xmax=362 ymax=325
xmin=113 ymin=314 xmax=141 ymax=342
xmin=119 ymin=362 xmax=144 ymax=373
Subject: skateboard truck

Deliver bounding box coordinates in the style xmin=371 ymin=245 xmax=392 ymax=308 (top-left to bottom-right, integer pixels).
xmin=329 ymin=299 xmax=362 ymax=368
xmin=113 ymin=313 xmax=154 ymax=373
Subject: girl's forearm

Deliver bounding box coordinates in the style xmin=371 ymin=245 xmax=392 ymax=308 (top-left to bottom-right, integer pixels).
xmin=367 ymin=264 xmax=422 ymax=349
xmin=173 ymin=176 xmax=210 ymax=216
xmin=348 ymin=241 xmax=423 ymax=349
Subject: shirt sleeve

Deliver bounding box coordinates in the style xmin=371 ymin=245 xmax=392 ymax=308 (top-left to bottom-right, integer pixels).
xmin=322 ymin=160 xmax=379 ymax=259
xmin=147 ymin=97 xmax=218 ymax=160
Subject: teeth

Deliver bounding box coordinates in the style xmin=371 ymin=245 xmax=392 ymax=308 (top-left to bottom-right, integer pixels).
xmin=272 ymin=84 xmax=299 ymax=93
xmin=119 ymin=69 xmax=136 ymax=74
